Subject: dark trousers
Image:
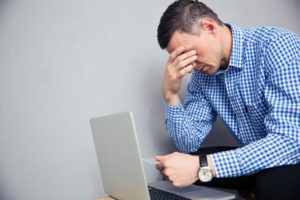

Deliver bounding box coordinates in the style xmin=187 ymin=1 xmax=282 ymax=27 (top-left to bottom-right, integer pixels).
xmin=191 ymin=146 xmax=300 ymax=200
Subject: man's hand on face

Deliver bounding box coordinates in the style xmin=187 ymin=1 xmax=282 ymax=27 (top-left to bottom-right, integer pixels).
xmin=155 ymin=152 xmax=199 ymax=188
xmin=163 ymin=46 xmax=197 ymax=106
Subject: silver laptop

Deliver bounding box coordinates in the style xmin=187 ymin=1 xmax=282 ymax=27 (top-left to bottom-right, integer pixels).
xmin=90 ymin=111 xmax=235 ymax=200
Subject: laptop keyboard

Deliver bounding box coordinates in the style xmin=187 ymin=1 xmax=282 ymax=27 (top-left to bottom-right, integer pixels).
xmin=148 ymin=186 xmax=191 ymax=200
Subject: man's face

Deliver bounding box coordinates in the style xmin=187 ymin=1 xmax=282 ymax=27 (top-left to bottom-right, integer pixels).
xmin=166 ymin=29 xmax=222 ymax=75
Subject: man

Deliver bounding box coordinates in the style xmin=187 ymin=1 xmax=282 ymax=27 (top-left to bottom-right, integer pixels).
xmin=155 ymin=0 xmax=300 ymax=199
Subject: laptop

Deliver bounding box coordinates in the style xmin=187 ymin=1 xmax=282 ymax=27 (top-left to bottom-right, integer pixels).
xmin=90 ymin=111 xmax=235 ymax=200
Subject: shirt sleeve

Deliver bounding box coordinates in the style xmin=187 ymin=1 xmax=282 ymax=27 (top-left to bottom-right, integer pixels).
xmin=212 ymin=32 xmax=300 ymax=178
xmin=165 ymin=73 xmax=217 ymax=153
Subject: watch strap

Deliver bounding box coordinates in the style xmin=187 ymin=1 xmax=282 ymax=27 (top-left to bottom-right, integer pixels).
xmin=199 ymin=153 xmax=208 ymax=167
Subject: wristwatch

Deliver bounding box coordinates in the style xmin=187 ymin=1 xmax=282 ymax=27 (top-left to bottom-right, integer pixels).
xmin=198 ymin=154 xmax=213 ymax=182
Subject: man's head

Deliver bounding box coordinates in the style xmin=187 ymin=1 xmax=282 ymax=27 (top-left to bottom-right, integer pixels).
xmin=157 ymin=0 xmax=223 ymax=50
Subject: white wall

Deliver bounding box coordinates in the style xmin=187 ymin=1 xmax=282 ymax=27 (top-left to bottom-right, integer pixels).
xmin=0 ymin=0 xmax=299 ymax=199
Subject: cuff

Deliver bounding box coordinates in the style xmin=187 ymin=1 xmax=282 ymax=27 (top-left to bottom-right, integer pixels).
xmin=165 ymin=102 xmax=184 ymax=121
xmin=211 ymin=149 xmax=243 ymax=178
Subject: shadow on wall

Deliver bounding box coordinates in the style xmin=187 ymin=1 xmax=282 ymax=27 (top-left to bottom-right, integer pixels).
xmin=0 ymin=0 xmax=9 ymax=25
xmin=0 ymin=0 xmax=7 ymax=12
xmin=1 ymin=1 xmax=11 ymax=200
xmin=0 ymin=174 xmax=8 ymax=200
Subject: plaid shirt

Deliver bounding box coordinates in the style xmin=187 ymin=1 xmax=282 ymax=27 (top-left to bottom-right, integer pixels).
xmin=165 ymin=24 xmax=300 ymax=178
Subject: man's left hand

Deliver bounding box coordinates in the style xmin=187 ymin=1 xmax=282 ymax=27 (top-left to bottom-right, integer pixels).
xmin=155 ymin=152 xmax=199 ymax=187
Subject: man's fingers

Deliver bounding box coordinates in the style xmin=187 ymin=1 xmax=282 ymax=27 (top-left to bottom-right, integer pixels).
xmin=169 ymin=46 xmax=196 ymax=62
xmin=155 ymin=154 xmax=172 ymax=170
xmin=156 ymin=162 xmax=163 ymax=170
xmin=155 ymin=155 xmax=169 ymax=163
xmin=177 ymin=63 xmax=195 ymax=79
xmin=169 ymin=46 xmax=185 ymax=62
xmin=176 ymin=50 xmax=197 ymax=63
xmin=176 ymin=55 xmax=197 ymax=71
xmin=166 ymin=47 xmax=197 ymax=83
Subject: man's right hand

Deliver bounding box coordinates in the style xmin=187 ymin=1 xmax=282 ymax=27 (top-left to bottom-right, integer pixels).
xmin=163 ymin=46 xmax=197 ymax=106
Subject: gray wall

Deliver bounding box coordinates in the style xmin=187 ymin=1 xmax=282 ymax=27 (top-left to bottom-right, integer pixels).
xmin=0 ymin=0 xmax=299 ymax=199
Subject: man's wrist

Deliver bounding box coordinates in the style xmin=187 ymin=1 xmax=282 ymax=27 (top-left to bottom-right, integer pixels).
xmin=164 ymin=94 xmax=180 ymax=106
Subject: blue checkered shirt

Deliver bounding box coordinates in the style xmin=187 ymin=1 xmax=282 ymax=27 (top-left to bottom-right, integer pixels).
xmin=165 ymin=24 xmax=300 ymax=178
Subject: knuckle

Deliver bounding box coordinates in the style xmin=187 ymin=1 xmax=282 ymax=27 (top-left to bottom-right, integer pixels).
xmin=164 ymin=161 xmax=171 ymax=168
xmin=179 ymin=68 xmax=187 ymax=76
xmin=164 ymin=169 xmax=171 ymax=177
xmin=170 ymin=54 xmax=176 ymax=60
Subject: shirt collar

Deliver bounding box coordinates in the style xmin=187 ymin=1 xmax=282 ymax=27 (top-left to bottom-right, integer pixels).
xmin=226 ymin=23 xmax=244 ymax=70
xmin=213 ymin=23 xmax=244 ymax=76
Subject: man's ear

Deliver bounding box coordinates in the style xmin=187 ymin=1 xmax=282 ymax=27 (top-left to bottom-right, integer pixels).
xmin=201 ymin=18 xmax=217 ymax=36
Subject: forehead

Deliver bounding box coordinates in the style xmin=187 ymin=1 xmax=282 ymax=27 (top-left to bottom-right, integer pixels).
xmin=166 ymin=30 xmax=198 ymax=53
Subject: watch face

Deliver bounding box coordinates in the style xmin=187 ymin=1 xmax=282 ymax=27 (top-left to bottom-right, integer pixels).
xmin=198 ymin=166 xmax=213 ymax=182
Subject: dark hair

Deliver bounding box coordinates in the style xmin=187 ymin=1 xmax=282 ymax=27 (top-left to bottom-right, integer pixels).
xmin=157 ymin=0 xmax=223 ymax=49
